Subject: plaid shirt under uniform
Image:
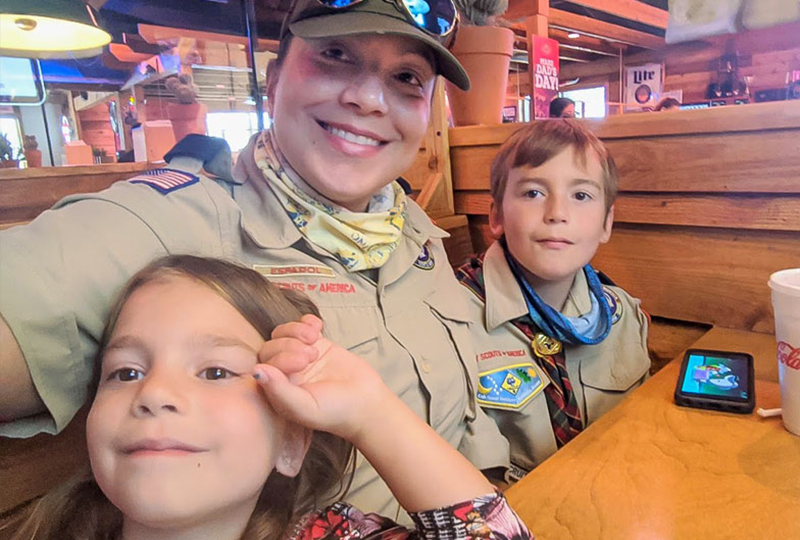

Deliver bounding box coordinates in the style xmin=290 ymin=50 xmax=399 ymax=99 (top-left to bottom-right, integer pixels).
xmin=455 ymin=242 xmax=651 ymax=480
xmin=457 ymin=252 xmax=583 ymax=449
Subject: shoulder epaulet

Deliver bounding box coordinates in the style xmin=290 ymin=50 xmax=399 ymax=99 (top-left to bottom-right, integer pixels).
xmin=129 ymin=168 xmax=199 ymax=194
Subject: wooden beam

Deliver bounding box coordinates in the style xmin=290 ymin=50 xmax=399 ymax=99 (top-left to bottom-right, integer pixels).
xmin=549 ymin=28 xmax=628 ymax=56
xmin=138 ymin=24 xmax=279 ymax=53
xmin=567 ymin=0 xmax=669 ymax=30
xmin=506 ymin=0 xmax=549 ymax=22
xmin=549 ymin=8 xmax=664 ymax=49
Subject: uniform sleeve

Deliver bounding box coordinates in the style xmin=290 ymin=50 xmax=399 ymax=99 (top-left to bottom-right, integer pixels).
xmin=0 ymin=198 xmax=168 ymax=437
xmin=295 ymin=494 xmax=532 ymax=540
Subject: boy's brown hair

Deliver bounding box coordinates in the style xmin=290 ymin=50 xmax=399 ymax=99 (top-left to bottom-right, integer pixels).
xmin=489 ymin=120 xmax=619 ymax=216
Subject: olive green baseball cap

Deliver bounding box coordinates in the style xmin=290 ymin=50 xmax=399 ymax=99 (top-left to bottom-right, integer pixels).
xmin=282 ymin=0 xmax=470 ymax=91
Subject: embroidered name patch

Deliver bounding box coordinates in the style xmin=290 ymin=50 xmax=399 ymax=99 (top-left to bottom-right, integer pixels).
xmin=413 ymin=244 xmax=435 ymax=270
xmin=604 ymin=287 xmax=623 ymax=325
xmin=476 ymin=363 xmax=544 ymax=410
xmin=254 ymin=264 xmax=335 ymax=279
xmin=129 ymin=168 xmax=199 ymax=194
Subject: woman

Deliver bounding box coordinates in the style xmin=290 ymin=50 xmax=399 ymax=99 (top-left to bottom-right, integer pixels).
xmin=0 ymin=0 xmax=507 ymax=521
xmin=548 ymin=97 xmax=575 ymax=118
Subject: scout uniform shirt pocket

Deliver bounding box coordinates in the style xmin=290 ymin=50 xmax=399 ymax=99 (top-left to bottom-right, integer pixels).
xmin=413 ymin=288 xmax=475 ymax=430
xmin=474 ymin=350 xmax=556 ymax=472
xmin=579 ymin=340 xmax=650 ymax=424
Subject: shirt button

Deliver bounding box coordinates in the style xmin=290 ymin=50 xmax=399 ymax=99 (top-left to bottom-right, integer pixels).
xmin=421 ymin=360 xmax=431 ymax=373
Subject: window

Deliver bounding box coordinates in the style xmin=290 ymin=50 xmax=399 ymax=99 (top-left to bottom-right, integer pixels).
xmin=205 ymin=111 xmax=270 ymax=152
xmin=559 ymin=86 xmax=607 ymax=118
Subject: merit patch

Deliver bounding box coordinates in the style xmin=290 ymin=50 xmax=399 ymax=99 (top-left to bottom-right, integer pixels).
xmin=413 ymin=244 xmax=435 ymax=270
xmin=476 ymin=363 xmax=545 ymax=410
xmin=129 ymin=168 xmax=199 ymax=194
xmin=254 ymin=264 xmax=335 ymax=279
xmin=604 ymin=287 xmax=623 ymax=325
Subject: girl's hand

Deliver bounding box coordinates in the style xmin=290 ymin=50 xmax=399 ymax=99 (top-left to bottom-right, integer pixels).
xmin=254 ymin=315 xmax=389 ymax=441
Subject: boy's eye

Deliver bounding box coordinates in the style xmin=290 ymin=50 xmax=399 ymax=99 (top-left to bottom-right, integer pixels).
xmin=523 ymin=189 xmax=542 ymax=199
xmin=574 ymin=191 xmax=594 ymax=201
xmin=200 ymin=367 xmax=237 ymax=381
xmin=108 ymin=368 xmax=143 ymax=382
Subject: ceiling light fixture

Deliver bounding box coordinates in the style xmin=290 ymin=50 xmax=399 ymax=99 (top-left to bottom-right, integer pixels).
xmin=567 ymin=32 xmax=581 ymax=39
xmin=0 ymin=1 xmax=111 ymax=59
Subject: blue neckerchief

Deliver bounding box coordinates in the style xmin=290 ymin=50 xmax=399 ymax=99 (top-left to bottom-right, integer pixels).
xmin=505 ymin=251 xmax=612 ymax=345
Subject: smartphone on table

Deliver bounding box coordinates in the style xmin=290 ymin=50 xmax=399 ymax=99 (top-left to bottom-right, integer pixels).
xmin=674 ymin=349 xmax=755 ymax=414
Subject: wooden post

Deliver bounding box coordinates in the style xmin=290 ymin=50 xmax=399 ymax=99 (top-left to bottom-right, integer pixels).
xmin=417 ymin=78 xmax=455 ymax=219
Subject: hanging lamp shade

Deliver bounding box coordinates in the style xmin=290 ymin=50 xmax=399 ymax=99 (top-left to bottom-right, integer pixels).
xmin=0 ymin=0 xmax=112 ymax=59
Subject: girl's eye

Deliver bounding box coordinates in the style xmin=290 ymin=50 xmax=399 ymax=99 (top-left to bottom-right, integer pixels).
xmin=108 ymin=368 xmax=143 ymax=382
xmin=200 ymin=367 xmax=237 ymax=381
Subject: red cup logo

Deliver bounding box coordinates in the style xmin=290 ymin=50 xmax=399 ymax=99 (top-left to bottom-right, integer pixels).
xmin=778 ymin=341 xmax=800 ymax=371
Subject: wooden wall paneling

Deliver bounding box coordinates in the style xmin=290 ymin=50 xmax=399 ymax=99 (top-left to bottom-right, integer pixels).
xmin=0 ymin=164 xmax=150 ymax=225
xmin=455 ymin=191 xmax=800 ymax=232
xmin=605 ymin=130 xmax=800 ymax=193
xmin=647 ymin=317 xmax=711 ymax=373
xmin=592 ymin=225 xmax=800 ymax=333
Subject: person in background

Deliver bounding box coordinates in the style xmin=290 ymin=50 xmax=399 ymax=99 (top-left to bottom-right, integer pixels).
xmin=456 ymin=121 xmax=650 ymax=485
xmin=549 ymin=97 xmax=576 ymax=118
xmin=11 ymin=255 xmax=531 ymax=540
xmin=0 ymin=0 xmax=508 ymax=521
xmin=655 ymin=97 xmax=682 ymax=111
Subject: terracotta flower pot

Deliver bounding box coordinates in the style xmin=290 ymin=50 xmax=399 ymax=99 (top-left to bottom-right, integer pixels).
xmin=24 ymin=149 xmax=42 ymax=168
xmin=0 ymin=159 xmax=19 ymax=169
xmin=166 ymin=102 xmax=209 ymax=143
xmin=446 ymin=25 xmax=515 ymax=126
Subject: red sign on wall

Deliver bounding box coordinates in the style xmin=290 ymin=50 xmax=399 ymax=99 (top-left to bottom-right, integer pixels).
xmin=530 ymin=36 xmax=560 ymax=119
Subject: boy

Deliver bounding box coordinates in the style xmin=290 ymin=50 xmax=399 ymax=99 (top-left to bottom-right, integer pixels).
xmin=457 ymin=120 xmax=650 ymax=484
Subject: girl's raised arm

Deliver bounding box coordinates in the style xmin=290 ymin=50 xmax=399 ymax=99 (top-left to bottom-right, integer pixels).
xmin=255 ymin=315 xmax=493 ymax=512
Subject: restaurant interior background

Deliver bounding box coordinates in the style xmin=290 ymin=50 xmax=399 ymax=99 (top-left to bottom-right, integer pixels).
xmin=1 ymin=0 xmax=799 ymax=169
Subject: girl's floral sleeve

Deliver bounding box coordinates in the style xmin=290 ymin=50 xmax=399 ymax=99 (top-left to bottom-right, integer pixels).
xmin=292 ymin=492 xmax=532 ymax=540
xmin=409 ymin=491 xmax=532 ymax=540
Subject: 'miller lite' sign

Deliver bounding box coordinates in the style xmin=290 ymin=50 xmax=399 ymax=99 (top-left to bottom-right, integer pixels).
xmin=531 ymin=36 xmax=560 ymax=119
xmin=625 ymin=63 xmax=663 ymax=110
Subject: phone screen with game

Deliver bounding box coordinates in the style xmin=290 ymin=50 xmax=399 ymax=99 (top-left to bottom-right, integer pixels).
xmin=674 ymin=349 xmax=755 ymax=413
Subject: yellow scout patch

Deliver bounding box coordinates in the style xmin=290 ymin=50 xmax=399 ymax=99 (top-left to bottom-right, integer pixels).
xmin=603 ymin=287 xmax=624 ymax=325
xmin=531 ymin=333 xmax=562 ymax=358
xmin=477 ymin=363 xmax=545 ymax=410
xmin=253 ymin=264 xmax=335 ymax=279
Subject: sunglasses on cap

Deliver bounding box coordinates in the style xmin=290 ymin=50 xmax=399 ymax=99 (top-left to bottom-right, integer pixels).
xmin=317 ymin=0 xmax=459 ymax=39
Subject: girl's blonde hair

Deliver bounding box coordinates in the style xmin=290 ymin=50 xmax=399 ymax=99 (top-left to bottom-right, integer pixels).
xmin=12 ymin=255 xmax=354 ymax=540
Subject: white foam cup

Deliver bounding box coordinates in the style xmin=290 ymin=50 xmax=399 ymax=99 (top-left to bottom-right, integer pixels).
xmin=768 ymin=268 xmax=800 ymax=435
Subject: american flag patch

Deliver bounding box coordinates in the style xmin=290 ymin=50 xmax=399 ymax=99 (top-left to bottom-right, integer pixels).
xmin=129 ymin=168 xmax=199 ymax=194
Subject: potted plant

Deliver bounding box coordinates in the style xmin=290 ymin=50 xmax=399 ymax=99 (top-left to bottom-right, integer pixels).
xmin=0 ymin=133 xmax=20 ymax=169
xmin=23 ymin=135 xmax=42 ymax=168
xmin=165 ymin=73 xmax=208 ymax=142
xmin=448 ymin=0 xmax=514 ymax=126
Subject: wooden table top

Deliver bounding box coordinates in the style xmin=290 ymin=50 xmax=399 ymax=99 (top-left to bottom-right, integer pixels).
xmin=506 ymin=328 xmax=800 ymax=540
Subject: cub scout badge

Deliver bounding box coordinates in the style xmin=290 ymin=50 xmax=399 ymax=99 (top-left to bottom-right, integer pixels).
xmin=413 ymin=244 xmax=435 ymax=270
xmin=129 ymin=168 xmax=199 ymax=194
xmin=532 ymin=333 xmax=562 ymax=358
xmin=603 ymin=287 xmax=623 ymax=325
xmin=477 ymin=363 xmax=544 ymax=410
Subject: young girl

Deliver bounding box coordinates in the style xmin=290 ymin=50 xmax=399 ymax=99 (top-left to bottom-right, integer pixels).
xmin=12 ymin=255 xmax=531 ymax=540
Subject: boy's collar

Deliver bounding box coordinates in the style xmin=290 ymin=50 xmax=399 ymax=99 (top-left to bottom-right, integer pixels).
xmin=482 ymin=241 xmax=594 ymax=332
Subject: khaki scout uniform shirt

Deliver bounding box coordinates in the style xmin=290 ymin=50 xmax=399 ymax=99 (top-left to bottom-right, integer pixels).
xmin=0 ymin=140 xmax=507 ymax=519
xmin=461 ymin=241 xmax=650 ymax=479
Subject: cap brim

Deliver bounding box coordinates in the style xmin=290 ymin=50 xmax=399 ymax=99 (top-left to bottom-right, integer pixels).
xmin=289 ymin=12 xmax=470 ymax=91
